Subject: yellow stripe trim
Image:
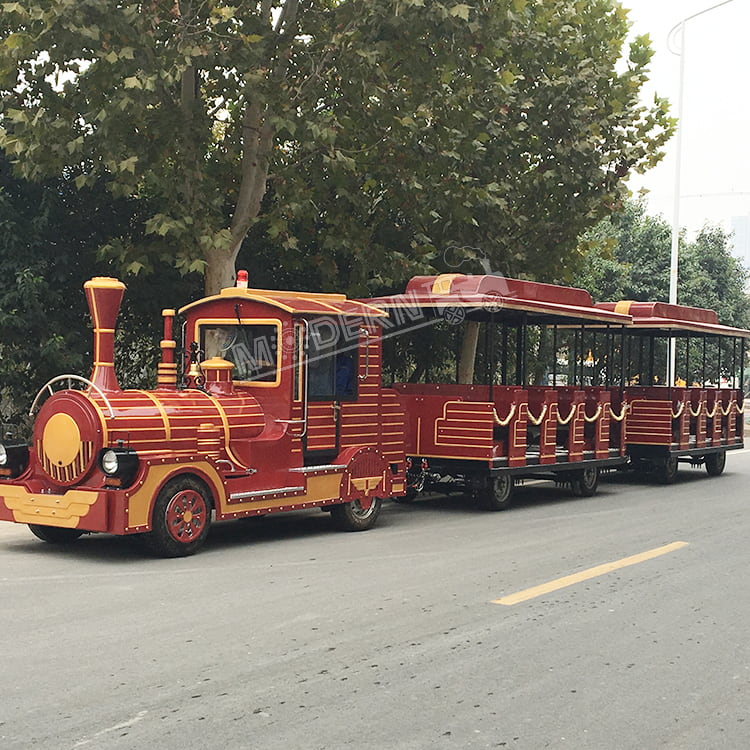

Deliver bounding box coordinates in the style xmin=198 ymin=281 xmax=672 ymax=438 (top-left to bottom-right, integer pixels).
xmin=131 ymin=390 xmax=172 ymax=441
xmin=493 ymin=542 xmax=689 ymax=606
xmin=195 ymin=390 xmax=247 ymax=468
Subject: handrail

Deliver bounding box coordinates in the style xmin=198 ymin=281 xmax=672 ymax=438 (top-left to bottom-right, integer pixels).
xmin=688 ymin=401 xmax=702 ymax=417
xmin=720 ymin=401 xmax=734 ymax=416
xmin=671 ymin=401 xmax=685 ymax=419
xmin=527 ymin=404 xmax=548 ymax=426
xmin=299 ymin=320 xmax=309 ymax=438
xmin=29 ymin=374 xmax=115 ymax=418
xmin=358 ymin=327 xmax=370 ymax=382
xmin=492 ymin=403 xmax=517 ymax=427
xmin=705 ymin=402 xmax=719 ymax=419
xmin=609 ymin=403 xmax=628 ymax=422
xmin=583 ymin=404 xmax=603 ymax=423
xmin=557 ymin=404 xmax=577 ymax=426
xmin=736 ymin=401 xmax=745 ymax=414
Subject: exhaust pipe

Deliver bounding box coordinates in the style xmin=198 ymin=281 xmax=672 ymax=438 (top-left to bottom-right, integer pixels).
xmin=83 ymin=277 xmax=126 ymax=393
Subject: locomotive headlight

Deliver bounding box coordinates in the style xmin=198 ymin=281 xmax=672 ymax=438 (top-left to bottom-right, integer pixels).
xmin=101 ymin=449 xmax=120 ymax=475
xmin=0 ymin=443 xmax=29 ymax=478
xmin=98 ymin=448 xmax=139 ymax=485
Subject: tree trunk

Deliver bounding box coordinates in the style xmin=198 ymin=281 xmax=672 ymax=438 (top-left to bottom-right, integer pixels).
xmin=204 ymin=243 xmax=241 ymax=295
xmin=202 ymin=2 xmax=301 ymax=296
xmin=457 ymin=320 xmax=480 ymax=384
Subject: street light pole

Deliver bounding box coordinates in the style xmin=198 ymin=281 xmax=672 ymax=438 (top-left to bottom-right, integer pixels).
xmin=667 ymin=0 xmax=736 ymax=384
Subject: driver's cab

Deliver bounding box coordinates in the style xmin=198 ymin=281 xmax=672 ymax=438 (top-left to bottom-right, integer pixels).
xmin=179 ymin=274 xmax=389 ymax=465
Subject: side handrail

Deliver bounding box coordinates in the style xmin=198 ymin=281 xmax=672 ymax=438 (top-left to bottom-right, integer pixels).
xmin=705 ymin=401 xmax=719 ymax=419
xmin=671 ymin=401 xmax=685 ymax=419
xmin=358 ymin=327 xmax=370 ymax=382
xmin=583 ymin=404 xmax=603 ymax=423
xmin=557 ymin=404 xmax=577 ymax=426
xmin=527 ymin=404 xmax=548 ymax=426
xmin=720 ymin=401 xmax=734 ymax=416
xmin=736 ymin=400 xmax=746 ymax=414
xmin=299 ymin=320 xmax=309 ymax=438
xmin=688 ymin=401 xmax=702 ymax=417
xmin=492 ymin=403 xmax=517 ymax=427
xmin=29 ymin=374 xmax=115 ymax=418
xmin=609 ymin=403 xmax=629 ymax=422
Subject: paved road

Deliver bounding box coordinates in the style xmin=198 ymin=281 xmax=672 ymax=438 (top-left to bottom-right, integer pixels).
xmin=2 ymin=452 xmax=749 ymax=750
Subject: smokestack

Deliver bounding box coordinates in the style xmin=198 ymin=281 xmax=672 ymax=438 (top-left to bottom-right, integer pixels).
xmin=83 ymin=277 xmax=126 ymax=393
xmin=157 ymin=308 xmax=178 ymax=390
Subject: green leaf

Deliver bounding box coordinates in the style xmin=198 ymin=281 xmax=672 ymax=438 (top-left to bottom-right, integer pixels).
xmin=449 ymin=4 xmax=471 ymax=21
xmin=119 ymin=156 xmax=138 ymax=174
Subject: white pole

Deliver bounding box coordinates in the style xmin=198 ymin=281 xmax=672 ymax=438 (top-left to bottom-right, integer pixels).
xmin=667 ymin=0 xmax=736 ymax=385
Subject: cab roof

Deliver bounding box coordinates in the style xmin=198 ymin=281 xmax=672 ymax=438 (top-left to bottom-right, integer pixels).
xmin=179 ymin=286 xmax=387 ymax=318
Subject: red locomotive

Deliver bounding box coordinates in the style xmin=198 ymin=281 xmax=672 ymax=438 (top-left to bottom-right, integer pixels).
xmin=0 ymin=275 xmax=407 ymax=556
xmin=0 ymin=272 xmax=747 ymax=556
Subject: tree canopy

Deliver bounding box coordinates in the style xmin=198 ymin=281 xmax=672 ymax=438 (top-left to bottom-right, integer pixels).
xmin=0 ymin=0 xmax=674 ymax=294
xmin=576 ymin=199 xmax=750 ymax=328
xmin=0 ymin=154 xmax=201 ymax=426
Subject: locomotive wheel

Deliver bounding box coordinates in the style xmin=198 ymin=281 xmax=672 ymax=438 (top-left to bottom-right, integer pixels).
xmin=705 ymin=450 xmax=726 ymax=477
xmin=28 ymin=524 xmax=84 ymax=544
xmin=655 ymin=456 xmax=679 ymax=485
xmin=144 ymin=476 xmax=212 ymax=557
xmin=330 ymin=496 xmax=382 ymax=531
xmin=478 ymin=474 xmax=514 ymax=511
xmin=570 ymin=466 xmax=599 ymax=497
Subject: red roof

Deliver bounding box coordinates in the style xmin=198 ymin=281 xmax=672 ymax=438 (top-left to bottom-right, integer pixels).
xmin=596 ymin=300 xmax=750 ymax=337
xmin=366 ymin=274 xmax=631 ymax=324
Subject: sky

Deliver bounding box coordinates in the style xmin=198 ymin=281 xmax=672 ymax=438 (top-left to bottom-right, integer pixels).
xmin=620 ymin=0 xmax=750 ymax=240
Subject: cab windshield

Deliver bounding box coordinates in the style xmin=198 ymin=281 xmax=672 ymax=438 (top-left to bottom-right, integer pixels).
xmin=200 ymin=323 xmax=279 ymax=382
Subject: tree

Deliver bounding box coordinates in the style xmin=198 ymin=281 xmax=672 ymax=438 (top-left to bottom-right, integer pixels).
xmin=0 ymin=155 xmax=202 ymax=426
xmin=0 ymin=1 xmax=673 ymax=296
xmin=577 ymin=199 xmax=749 ymax=328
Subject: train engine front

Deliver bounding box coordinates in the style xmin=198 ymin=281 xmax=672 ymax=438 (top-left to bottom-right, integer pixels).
xmin=0 ymin=277 xmax=267 ymax=556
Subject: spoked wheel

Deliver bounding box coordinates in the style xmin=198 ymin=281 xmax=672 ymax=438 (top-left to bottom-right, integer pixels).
xmin=477 ymin=474 xmax=514 ymax=511
xmin=570 ymin=466 xmax=599 ymax=497
xmin=705 ymin=450 xmax=726 ymax=477
xmin=655 ymin=456 xmax=679 ymax=485
xmin=331 ymin=497 xmax=382 ymax=531
xmin=143 ymin=476 xmax=212 ymax=557
xmin=28 ymin=525 xmax=84 ymax=544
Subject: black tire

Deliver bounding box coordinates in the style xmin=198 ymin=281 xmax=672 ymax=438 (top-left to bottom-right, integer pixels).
xmin=28 ymin=525 xmax=84 ymax=544
xmin=477 ymin=474 xmax=514 ymax=511
xmin=705 ymin=450 xmax=726 ymax=477
xmin=655 ymin=456 xmax=679 ymax=485
xmin=143 ymin=476 xmax=212 ymax=557
xmin=570 ymin=466 xmax=599 ymax=497
xmin=331 ymin=497 xmax=382 ymax=531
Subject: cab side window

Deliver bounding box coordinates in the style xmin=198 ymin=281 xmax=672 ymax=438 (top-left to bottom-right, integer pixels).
xmin=307 ymin=327 xmax=357 ymax=401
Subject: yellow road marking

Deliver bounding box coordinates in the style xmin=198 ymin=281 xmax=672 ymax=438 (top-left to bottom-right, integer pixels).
xmin=493 ymin=541 xmax=689 ymax=606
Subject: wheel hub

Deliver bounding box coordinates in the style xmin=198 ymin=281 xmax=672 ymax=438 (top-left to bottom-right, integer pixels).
xmin=165 ymin=489 xmax=206 ymax=542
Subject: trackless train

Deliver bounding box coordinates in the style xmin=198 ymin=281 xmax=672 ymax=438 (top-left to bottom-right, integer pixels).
xmin=0 ymin=272 xmax=746 ymax=556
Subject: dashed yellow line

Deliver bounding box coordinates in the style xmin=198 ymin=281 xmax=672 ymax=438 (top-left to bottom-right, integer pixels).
xmin=493 ymin=541 xmax=689 ymax=606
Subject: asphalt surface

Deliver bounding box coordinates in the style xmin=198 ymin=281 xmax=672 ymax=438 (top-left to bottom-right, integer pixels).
xmin=2 ymin=451 xmax=750 ymax=749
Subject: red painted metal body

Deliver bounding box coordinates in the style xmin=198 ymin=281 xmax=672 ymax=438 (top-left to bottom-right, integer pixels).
xmin=0 ymin=273 xmax=747 ymax=554
xmin=0 ymin=277 xmax=407 ymax=547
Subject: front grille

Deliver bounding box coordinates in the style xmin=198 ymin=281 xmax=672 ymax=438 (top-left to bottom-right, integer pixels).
xmin=37 ymin=440 xmax=94 ymax=485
